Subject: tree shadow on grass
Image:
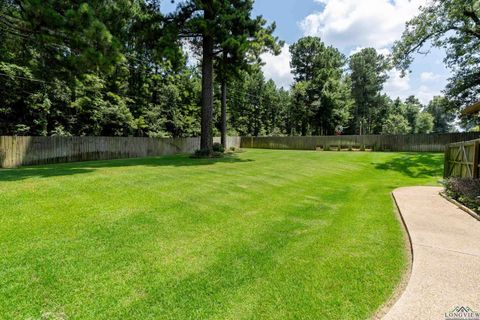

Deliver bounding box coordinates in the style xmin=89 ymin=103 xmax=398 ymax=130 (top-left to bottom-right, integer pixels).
xmin=373 ymin=153 xmax=444 ymax=178
xmin=0 ymin=154 xmax=253 ymax=182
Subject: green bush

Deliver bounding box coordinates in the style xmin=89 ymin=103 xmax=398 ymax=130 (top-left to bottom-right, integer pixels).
xmin=212 ymin=142 xmax=225 ymax=153
xmin=444 ymin=177 xmax=480 ymax=214
xmin=193 ymin=148 xmax=212 ymax=158
xmin=191 ymin=148 xmax=224 ymax=159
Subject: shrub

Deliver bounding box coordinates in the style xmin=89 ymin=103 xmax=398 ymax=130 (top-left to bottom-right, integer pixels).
xmin=212 ymin=142 xmax=225 ymax=153
xmin=193 ymin=148 xmax=212 ymax=158
xmin=444 ymin=177 xmax=480 ymax=214
xmin=191 ymin=148 xmax=224 ymax=159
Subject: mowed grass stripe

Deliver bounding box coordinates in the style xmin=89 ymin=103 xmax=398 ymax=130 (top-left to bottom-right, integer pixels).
xmin=0 ymin=150 xmax=443 ymax=319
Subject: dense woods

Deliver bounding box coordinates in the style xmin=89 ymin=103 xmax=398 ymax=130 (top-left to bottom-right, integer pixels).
xmin=0 ymin=0 xmax=477 ymax=148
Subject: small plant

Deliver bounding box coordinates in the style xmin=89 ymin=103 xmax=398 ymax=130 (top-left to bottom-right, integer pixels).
xmin=191 ymin=147 xmax=224 ymax=159
xmin=444 ymin=177 xmax=480 ymax=214
xmin=212 ymin=142 xmax=225 ymax=153
xmin=230 ymin=146 xmax=236 ymax=152
xmin=192 ymin=148 xmax=212 ymax=158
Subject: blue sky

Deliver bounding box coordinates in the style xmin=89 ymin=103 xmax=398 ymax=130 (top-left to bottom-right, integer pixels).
xmin=163 ymin=0 xmax=450 ymax=104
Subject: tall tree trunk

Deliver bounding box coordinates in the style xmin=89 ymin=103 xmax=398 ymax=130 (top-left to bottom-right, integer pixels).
xmin=354 ymin=105 xmax=359 ymax=135
xmin=200 ymin=4 xmax=214 ymax=151
xmin=220 ymin=75 xmax=227 ymax=147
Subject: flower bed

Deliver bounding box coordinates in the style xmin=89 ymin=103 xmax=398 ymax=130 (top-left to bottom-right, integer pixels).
xmin=444 ymin=177 xmax=480 ymax=215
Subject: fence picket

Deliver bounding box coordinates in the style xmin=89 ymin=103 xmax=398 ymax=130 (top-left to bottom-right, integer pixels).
xmin=241 ymin=133 xmax=480 ymax=153
xmin=0 ymin=136 xmax=242 ymax=168
xmin=2 ymin=134 xmax=479 ymax=169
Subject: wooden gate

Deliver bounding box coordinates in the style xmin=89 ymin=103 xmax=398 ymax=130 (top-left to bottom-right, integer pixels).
xmin=444 ymin=139 xmax=480 ymax=178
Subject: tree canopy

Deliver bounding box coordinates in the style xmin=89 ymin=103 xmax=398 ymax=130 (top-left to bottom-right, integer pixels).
xmin=166 ymin=0 xmax=282 ymax=152
xmin=392 ymin=0 xmax=480 ymax=110
xmin=349 ymin=48 xmax=389 ymax=135
xmin=289 ymin=36 xmax=351 ymax=135
xmin=0 ymin=1 xmax=461 ymax=141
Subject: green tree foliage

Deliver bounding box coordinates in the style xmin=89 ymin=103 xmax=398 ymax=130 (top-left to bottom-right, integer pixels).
xmin=367 ymin=94 xmax=395 ymax=135
xmin=0 ymin=0 xmax=201 ymax=137
xmin=228 ymin=68 xmax=288 ymax=136
xmin=415 ymin=112 xmax=434 ymax=134
xmin=142 ymin=70 xmax=202 ymax=138
xmin=289 ymin=81 xmax=311 ymax=136
xmin=401 ymin=95 xmax=422 ymax=132
xmin=426 ymin=96 xmax=455 ymax=133
xmin=322 ymin=76 xmax=354 ymax=133
xmin=289 ymin=36 xmax=351 ymax=135
xmin=169 ymin=0 xmax=281 ymax=152
xmin=392 ymin=0 xmax=480 ymax=111
xmin=349 ymin=48 xmax=389 ymax=134
xmin=215 ymin=15 xmax=282 ymax=146
xmin=384 ymin=95 xmax=454 ymax=134
xmin=0 ymin=0 xmax=460 ymax=140
xmin=382 ymin=114 xmax=411 ymax=135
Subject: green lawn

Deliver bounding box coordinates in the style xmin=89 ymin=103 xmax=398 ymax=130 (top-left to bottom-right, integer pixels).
xmin=0 ymin=150 xmax=443 ymax=319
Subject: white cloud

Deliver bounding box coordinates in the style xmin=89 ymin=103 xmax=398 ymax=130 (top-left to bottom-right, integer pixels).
xmin=301 ymin=0 xmax=426 ymax=51
xmin=262 ymin=44 xmax=442 ymax=104
xmin=298 ymin=0 xmax=447 ymax=103
xmin=384 ymin=69 xmax=411 ymax=99
xmin=349 ymin=46 xmax=391 ymax=56
xmin=257 ymin=0 xmax=447 ymax=103
xmin=261 ymin=44 xmax=294 ymax=89
xmin=417 ymin=85 xmax=441 ymax=104
xmin=376 ymin=48 xmax=391 ymax=56
xmin=384 ymin=70 xmax=443 ymax=104
xmin=420 ymin=72 xmax=442 ymax=82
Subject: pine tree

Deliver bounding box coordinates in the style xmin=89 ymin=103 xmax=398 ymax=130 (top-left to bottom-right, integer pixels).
xmin=349 ymin=48 xmax=389 ymax=135
xmin=168 ymin=0 xmax=281 ymax=153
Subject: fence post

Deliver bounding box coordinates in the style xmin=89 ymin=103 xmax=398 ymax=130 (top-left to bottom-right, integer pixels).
xmin=473 ymin=140 xmax=480 ymax=179
xmin=0 ymin=136 xmax=5 ymax=168
xmin=444 ymin=145 xmax=450 ymax=179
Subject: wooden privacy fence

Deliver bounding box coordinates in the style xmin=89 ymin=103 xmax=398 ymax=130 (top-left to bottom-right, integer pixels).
xmin=2 ymin=133 xmax=480 ymax=169
xmin=444 ymin=139 xmax=480 ymax=179
xmin=0 ymin=136 xmax=241 ymax=168
xmin=241 ymin=133 xmax=480 ymax=153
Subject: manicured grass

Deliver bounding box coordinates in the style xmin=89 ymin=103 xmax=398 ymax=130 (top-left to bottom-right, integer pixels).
xmin=0 ymin=150 xmax=443 ymax=319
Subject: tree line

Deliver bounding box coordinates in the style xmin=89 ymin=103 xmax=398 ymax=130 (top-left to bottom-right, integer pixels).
xmin=0 ymin=0 xmax=476 ymax=153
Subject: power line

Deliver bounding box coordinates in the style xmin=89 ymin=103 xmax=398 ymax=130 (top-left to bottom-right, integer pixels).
xmin=0 ymin=70 xmax=277 ymax=107
xmin=0 ymin=72 xmax=151 ymax=101
xmin=0 ymin=13 xmax=254 ymax=82
xmin=0 ymin=33 xmax=280 ymax=104
xmin=0 ymin=14 xmax=282 ymax=105
xmin=0 ymin=71 xmax=52 ymax=84
xmin=0 ymin=26 xmax=162 ymax=74
xmin=227 ymin=86 xmax=280 ymax=104
xmin=0 ymin=14 xmax=160 ymax=73
xmin=0 ymin=12 xmax=72 ymax=42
